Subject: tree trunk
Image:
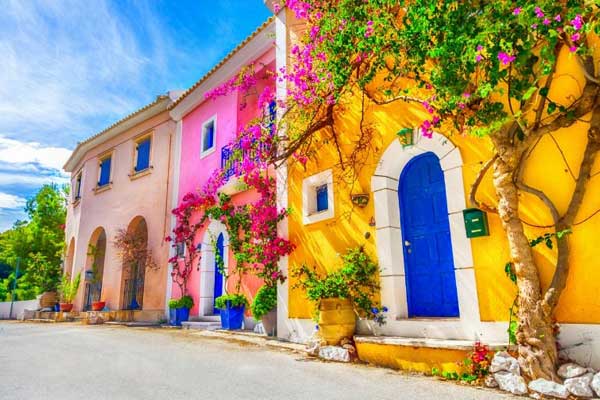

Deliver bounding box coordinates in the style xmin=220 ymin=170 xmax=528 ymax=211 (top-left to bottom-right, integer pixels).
xmin=492 ymin=135 xmax=559 ymax=381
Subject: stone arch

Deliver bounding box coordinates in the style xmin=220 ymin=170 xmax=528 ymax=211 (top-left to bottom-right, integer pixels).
xmin=119 ymin=216 xmax=149 ymax=310
xmin=84 ymin=227 xmax=107 ymax=310
xmin=370 ymin=131 xmax=481 ymax=334
xmin=197 ymin=219 xmax=230 ymax=317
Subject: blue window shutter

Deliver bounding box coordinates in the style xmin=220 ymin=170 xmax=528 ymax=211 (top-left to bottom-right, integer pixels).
xmin=316 ymin=184 xmax=328 ymax=212
xmin=76 ymin=175 xmax=82 ymax=198
xmin=204 ymin=122 xmax=214 ymax=151
xmin=268 ymin=101 xmax=276 ymax=132
xmin=135 ymin=139 xmax=151 ymax=172
xmin=99 ymin=158 xmax=111 ymax=186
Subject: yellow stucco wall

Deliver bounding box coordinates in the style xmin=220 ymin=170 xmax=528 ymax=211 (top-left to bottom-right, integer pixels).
xmin=286 ymin=44 xmax=600 ymax=324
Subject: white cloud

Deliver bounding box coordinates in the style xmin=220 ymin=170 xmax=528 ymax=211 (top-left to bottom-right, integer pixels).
xmin=0 ymin=193 xmax=26 ymax=209
xmin=0 ymin=136 xmax=71 ymax=172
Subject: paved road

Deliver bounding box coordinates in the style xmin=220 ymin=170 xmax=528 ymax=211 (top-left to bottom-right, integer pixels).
xmin=0 ymin=322 xmax=517 ymax=400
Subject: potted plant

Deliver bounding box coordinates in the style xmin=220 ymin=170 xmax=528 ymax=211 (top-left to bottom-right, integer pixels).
xmin=58 ymin=272 xmax=81 ymax=312
xmin=30 ymin=254 xmax=62 ymax=309
xmin=251 ymin=285 xmax=277 ymax=336
xmin=168 ymin=295 xmax=193 ymax=326
xmin=293 ymin=246 xmax=384 ymax=345
xmin=215 ymin=293 xmax=248 ymax=330
xmin=87 ymin=244 xmax=105 ymax=311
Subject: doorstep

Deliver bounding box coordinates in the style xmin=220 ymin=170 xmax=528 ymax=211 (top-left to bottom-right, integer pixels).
xmin=354 ymin=336 xmax=507 ymax=375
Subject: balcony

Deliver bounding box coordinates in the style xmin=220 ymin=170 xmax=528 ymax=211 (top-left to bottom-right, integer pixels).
xmin=220 ymin=142 xmax=267 ymax=194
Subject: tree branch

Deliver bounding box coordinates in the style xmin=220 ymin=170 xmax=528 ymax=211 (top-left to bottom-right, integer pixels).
xmin=469 ymin=155 xmax=498 ymax=213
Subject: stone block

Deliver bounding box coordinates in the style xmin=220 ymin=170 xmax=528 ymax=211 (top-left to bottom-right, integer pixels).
xmin=528 ymin=378 xmax=569 ymax=399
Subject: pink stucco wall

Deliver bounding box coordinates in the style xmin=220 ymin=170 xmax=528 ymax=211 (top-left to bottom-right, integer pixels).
xmin=64 ymin=108 xmax=175 ymax=316
xmin=173 ymin=50 xmax=276 ymax=318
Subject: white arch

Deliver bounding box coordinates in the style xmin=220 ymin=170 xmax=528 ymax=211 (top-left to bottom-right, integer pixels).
xmin=197 ymin=219 xmax=230 ymax=317
xmin=369 ymin=130 xmax=482 ymax=340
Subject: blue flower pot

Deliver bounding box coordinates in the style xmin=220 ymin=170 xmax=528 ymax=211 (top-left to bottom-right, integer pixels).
xmin=220 ymin=303 xmax=245 ymax=330
xmin=169 ymin=307 xmax=190 ymax=326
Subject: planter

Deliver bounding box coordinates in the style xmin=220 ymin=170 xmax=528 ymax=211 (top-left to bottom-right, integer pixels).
xmin=169 ymin=307 xmax=190 ymax=326
xmin=39 ymin=291 xmax=58 ymax=308
xmin=91 ymin=301 xmax=106 ymax=311
xmin=318 ymin=297 xmax=356 ymax=345
xmin=59 ymin=303 xmax=74 ymax=312
xmin=219 ymin=302 xmax=245 ymax=330
xmin=261 ymin=308 xmax=277 ymax=336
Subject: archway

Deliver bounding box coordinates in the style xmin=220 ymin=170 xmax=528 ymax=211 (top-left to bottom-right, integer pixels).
xmin=197 ymin=219 xmax=230 ymax=317
xmin=119 ymin=216 xmax=148 ymax=310
xmin=84 ymin=228 xmax=106 ymax=311
xmin=371 ymin=131 xmax=481 ymax=334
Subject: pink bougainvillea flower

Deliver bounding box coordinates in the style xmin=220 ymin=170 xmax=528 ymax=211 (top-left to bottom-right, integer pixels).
xmin=531 ymin=23 xmax=538 ymax=29
xmin=273 ymin=3 xmax=281 ymax=13
xmin=534 ymin=6 xmax=544 ymax=18
xmin=476 ymin=45 xmax=484 ymax=51
xmin=513 ymin=7 xmax=522 ymax=16
xmin=542 ymin=18 xmax=550 ymax=26
xmin=475 ymin=54 xmax=482 ymax=62
xmin=571 ymin=33 xmax=581 ymax=42
xmin=569 ymin=45 xmax=578 ymax=53
xmin=498 ymin=52 xmax=516 ymax=65
xmin=458 ymin=102 xmax=466 ymax=110
xmin=571 ymin=14 xmax=583 ymax=30
xmin=554 ymin=14 xmax=561 ymax=22
xmin=462 ymin=92 xmax=471 ymax=98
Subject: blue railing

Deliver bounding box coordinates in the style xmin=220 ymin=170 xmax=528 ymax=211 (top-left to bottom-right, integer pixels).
xmin=221 ymin=141 xmax=269 ymax=182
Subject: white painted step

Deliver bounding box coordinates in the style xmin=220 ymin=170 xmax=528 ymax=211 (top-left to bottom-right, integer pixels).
xmin=181 ymin=321 xmax=221 ymax=331
xmin=189 ymin=315 xmax=220 ymax=323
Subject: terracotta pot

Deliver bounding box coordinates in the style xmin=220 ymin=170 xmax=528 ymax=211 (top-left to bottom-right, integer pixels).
xmin=91 ymin=301 xmax=105 ymax=311
xmin=59 ymin=303 xmax=73 ymax=312
xmin=39 ymin=291 xmax=58 ymax=308
xmin=261 ymin=308 xmax=277 ymax=336
xmin=318 ymin=297 xmax=356 ymax=345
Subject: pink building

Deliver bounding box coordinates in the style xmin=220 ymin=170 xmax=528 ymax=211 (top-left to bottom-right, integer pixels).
xmin=63 ymin=93 xmax=180 ymax=321
xmin=167 ymin=18 xmax=275 ymax=325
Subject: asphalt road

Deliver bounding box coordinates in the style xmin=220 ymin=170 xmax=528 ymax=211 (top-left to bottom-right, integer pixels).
xmin=0 ymin=322 xmax=518 ymax=400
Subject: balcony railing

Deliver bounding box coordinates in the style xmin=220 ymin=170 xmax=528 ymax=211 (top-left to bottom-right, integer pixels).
xmin=221 ymin=142 xmax=268 ymax=182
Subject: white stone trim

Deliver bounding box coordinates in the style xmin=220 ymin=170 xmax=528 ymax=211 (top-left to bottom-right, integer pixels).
xmin=199 ymin=114 xmax=217 ymax=159
xmin=371 ymin=132 xmax=481 ymax=338
xmin=198 ymin=219 xmax=230 ymax=317
xmin=302 ymin=169 xmax=334 ymax=225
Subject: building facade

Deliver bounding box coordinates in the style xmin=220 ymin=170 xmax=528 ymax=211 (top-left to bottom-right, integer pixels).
xmin=63 ymin=93 xmax=179 ymax=321
xmin=167 ymin=19 xmax=276 ymax=325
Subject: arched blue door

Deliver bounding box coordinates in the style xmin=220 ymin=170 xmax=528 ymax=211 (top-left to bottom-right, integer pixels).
xmin=213 ymin=233 xmax=224 ymax=314
xmin=399 ymin=152 xmax=459 ymax=317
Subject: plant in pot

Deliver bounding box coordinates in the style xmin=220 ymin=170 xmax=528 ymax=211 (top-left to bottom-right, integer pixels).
xmin=30 ymin=253 xmax=62 ymax=309
xmin=215 ymin=293 xmax=249 ymax=330
xmin=58 ymin=272 xmax=81 ymax=312
xmin=251 ymin=285 xmax=277 ymax=336
xmin=168 ymin=295 xmax=194 ymax=326
xmin=293 ymin=246 xmax=384 ymax=345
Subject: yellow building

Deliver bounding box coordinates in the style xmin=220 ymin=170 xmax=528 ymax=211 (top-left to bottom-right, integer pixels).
xmin=271 ymin=7 xmax=600 ymax=373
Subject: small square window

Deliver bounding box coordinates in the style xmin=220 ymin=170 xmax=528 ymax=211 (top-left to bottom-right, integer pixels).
xmin=98 ymin=156 xmax=112 ymax=187
xmin=175 ymin=242 xmax=185 ymax=258
xmin=302 ymin=169 xmax=334 ymax=225
xmin=134 ymin=137 xmax=151 ymax=172
xmin=201 ymin=116 xmax=217 ymax=157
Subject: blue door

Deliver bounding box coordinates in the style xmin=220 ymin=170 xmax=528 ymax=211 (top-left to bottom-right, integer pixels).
xmin=213 ymin=233 xmax=225 ymax=314
xmin=399 ymin=152 xmax=459 ymax=317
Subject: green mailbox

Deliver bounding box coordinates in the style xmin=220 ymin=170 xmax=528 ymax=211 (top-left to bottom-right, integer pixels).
xmin=463 ymin=208 xmax=490 ymax=238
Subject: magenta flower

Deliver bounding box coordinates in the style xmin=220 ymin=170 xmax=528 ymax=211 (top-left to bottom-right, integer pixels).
xmin=531 ymin=23 xmax=538 ymax=29
xmin=554 ymin=14 xmax=561 ymax=22
xmin=498 ymin=52 xmax=516 ymax=65
xmin=513 ymin=7 xmax=522 ymax=16
xmin=534 ymin=7 xmax=544 ymax=18
xmin=571 ymin=33 xmax=581 ymax=42
xmin=569 ymin=45 xmax=578 ymax=53
xmin=571 ymin=15 xmax=583 ymax=31
xmin=542 ymin=18 xmax=550 ymax=26
xmin=475 ymin=54 xmax=483 ymax=62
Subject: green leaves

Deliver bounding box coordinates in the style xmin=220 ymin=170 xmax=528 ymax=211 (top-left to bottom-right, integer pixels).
xmin=529 ymin=229 xmax=572 ymax=249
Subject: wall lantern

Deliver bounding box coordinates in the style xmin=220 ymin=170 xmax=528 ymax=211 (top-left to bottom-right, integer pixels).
xmin=462 ymin=208 xmax=490 ymax=238
xmin=84 ymin=270 xmax=94 ymax=281
xmin=351 ymin=193 xmax=370 ymax=208
xmin=397 ymin=127 xmax=414 ymax=148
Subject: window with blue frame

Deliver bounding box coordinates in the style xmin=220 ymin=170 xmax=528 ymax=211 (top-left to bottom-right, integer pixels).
xmin=73 ymin=172 xmax=82 ymax=201
xmin=98 ymin=157 xmax=111 ymax=187
xmin=135 ymin=137 xmax=151 ymax=172
xmin=201 ymin=118 xmax=216 ymax=155
xmin=316 ymin=184 xmax=328 ymax=212
xmin=267 ymin=100 xmax=276 ymax=133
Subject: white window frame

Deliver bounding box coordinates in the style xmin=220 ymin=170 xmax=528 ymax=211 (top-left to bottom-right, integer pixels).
xmin=302 ymin=169 xmax=334 ymax=225
xmin=200 ymin=115 xmax=217 ymax=159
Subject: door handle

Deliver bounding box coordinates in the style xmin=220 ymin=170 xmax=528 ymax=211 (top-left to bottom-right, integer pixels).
xmin=404 ymin=240 xmax=411 ymax=247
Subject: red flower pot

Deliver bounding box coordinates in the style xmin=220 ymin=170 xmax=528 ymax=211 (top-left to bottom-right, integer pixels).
xmin=91 ymin=301 xmax=105 ymax=311
xmin=59 ymin=303 xmax=73 ymax=312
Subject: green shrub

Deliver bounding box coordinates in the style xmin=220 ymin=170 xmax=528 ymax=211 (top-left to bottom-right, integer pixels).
xmin=58 ymin=272 xmax=81 ymax=303
xmin=168 ymin=295 xmax=194 ymax=309
xmin=215 ymin=293 xmax=248 ymax=310
xmin=251 ymin=285 xmax=277 ymax=320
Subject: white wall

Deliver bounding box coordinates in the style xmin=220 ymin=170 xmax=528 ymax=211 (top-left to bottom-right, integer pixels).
xmin=0 ymin=299 xmax=40 ymax=319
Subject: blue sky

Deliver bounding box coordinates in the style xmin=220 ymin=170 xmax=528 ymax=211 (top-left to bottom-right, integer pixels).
xmin=0 ymin=0 xmax=271 ymax=231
